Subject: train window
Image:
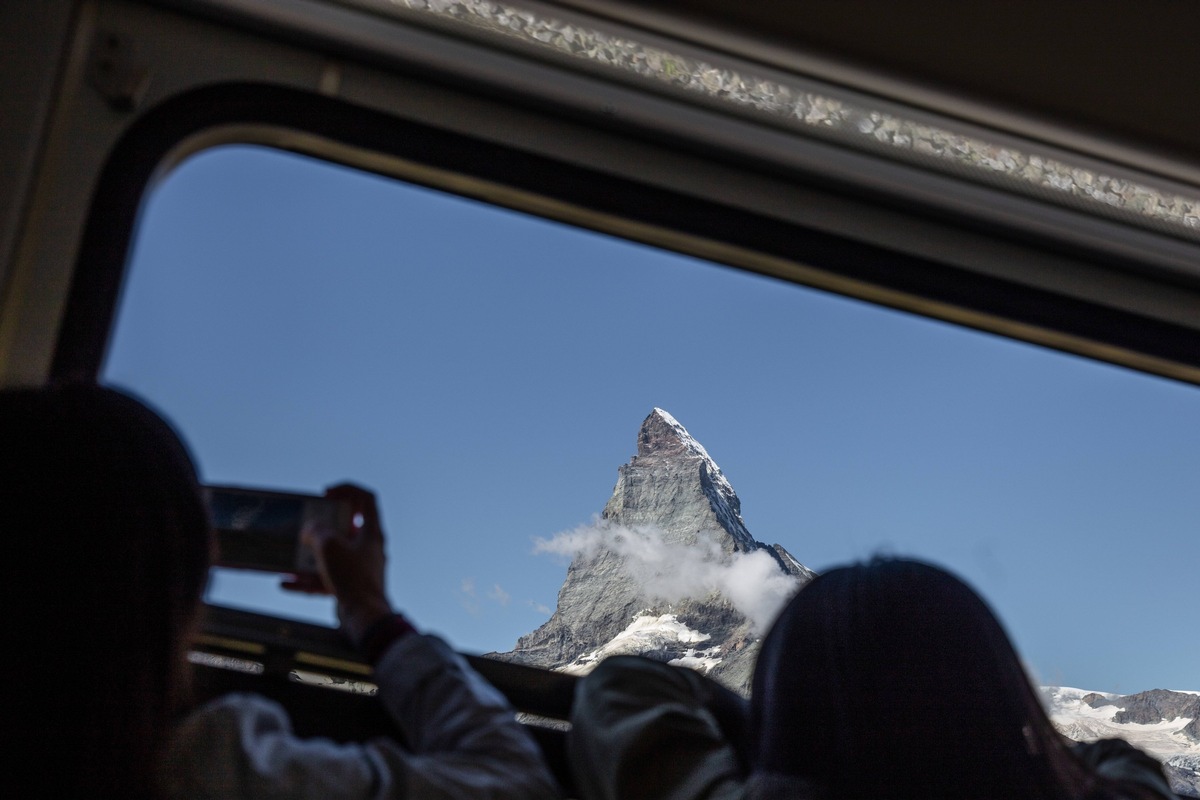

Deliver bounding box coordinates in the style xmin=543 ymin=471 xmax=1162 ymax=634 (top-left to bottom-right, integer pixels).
xmin=103 ymin=142 xmax=1198 ymax=704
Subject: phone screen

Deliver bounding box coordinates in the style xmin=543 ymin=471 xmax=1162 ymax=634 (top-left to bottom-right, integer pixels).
xmin=205 ymin=486 xmax=329 ymax=574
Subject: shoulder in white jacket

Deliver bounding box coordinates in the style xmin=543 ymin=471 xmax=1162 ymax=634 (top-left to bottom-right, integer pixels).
xmin=162 ymin=633 xmax=560 ymax=800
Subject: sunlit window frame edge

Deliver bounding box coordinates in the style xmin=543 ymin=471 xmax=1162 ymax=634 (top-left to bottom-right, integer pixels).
xmin=326 ymin=0 xmax=1200 ymax=244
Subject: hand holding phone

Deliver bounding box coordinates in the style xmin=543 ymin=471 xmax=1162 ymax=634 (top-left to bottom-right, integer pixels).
xmin=298 ymin=484 xmax=394 ymax=645
xmin=205 ymin=482 xmax=394 ymax=640
xmin=205 ymin=485 xmax=353 ymax=593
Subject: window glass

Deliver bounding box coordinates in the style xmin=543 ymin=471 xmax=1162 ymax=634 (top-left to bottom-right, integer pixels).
xmin=104 ymin=144 xmax=1199 ymax=703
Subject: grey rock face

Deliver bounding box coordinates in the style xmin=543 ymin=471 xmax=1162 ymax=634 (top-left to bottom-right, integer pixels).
xmin=1108 ymin=690 xmax=1200 ymax=726
xmin=1165 ymin=755 xmax=1200 ymax=798
xmin=494 ymin=409 xmax=812 ymax=694
xmin=1080 ymin=692 xmax=1115 ymax=708
xmin=1186 ymin=716 xmax=1200 ymax=743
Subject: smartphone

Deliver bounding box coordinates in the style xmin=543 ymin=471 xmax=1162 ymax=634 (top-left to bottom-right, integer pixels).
xmin=204 ymin=485 xmax=352 ymax=577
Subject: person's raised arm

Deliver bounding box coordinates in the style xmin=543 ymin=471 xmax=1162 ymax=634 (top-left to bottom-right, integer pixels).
xmin=300 ymin=483 xmax=398 ymax=649
xmin=302 ymin=483 xmax=561 ymax=799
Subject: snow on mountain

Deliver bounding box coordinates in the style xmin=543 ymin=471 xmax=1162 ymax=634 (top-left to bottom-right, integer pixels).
xmin=558 ymin=612 xmax=719 ymax=676
xmin=1043 ymin=686 xmax=1200 ymax=797
xmin=669 ymin=647 xmax=725 ymax=673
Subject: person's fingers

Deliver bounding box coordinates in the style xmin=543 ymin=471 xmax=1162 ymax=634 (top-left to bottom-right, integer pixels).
xmin=280 ymin=573 xmax=328 ymax=594
xmin=302 ymin=519 xmax=334 ymax=551
xmin=279 ymin=523 xmax=335 ymax=594
xmin=294 ymin=483 xmax=392 ymax=643
xmin=305 ymin=520 xmax=345 ymax=582
xmin=324 ymin=483 xmax=383 ymax=545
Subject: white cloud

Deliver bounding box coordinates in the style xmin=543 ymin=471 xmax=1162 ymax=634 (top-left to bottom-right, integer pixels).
xmin=459 ymin=577 xmax=480 ymax=616
xmin=534 ymin=518 xmax=803 ymax=633
xmin=527 ymin=600 xmax=553 ymax=616
xmin=488 ymin=583 xmax=511 ymax=606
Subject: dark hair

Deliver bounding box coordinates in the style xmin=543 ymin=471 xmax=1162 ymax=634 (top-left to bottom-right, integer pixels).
xmin=748 ymin=559 xmax=1145 ymax=800
xmin=0 ymin=384 xmax=211 ymax=798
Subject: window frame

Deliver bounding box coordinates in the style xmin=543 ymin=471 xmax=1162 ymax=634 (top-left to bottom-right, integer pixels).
xmin=54 ymin=78 xmax=1200 ymax=387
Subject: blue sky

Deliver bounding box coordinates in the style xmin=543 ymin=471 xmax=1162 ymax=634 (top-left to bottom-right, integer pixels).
xmin=104 ymin=145 xmax=1199 ymax=694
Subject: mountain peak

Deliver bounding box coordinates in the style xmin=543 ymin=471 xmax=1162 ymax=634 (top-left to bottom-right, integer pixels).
xmin=638 ymin=408 xmax=737 ymax=506
xmin=495 ymin=407 xmax=814 ymax=693
xmin=639 ymin=408 xmax=706 ymax=458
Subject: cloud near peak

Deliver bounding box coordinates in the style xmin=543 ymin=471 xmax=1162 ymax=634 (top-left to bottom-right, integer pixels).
xmin=534 ymin=518 xmax=802 ymax=633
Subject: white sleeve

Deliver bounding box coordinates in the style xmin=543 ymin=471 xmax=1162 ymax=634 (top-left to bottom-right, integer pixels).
xmin=162 ymin=634 xmax=560 ymax=800
xmin=161 ymin=692 xmax=385 ymax=799
xmin=368 ymin=633 xmax=561 ymax=800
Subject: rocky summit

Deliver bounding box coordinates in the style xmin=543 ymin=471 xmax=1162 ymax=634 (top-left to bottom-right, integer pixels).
xmin=493 ymin=408 xmax=813 ymax=693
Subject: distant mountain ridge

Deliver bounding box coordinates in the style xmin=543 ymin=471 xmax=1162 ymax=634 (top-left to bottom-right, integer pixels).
xmin=493 ymin=408 xmax=812 ymax=692
xmin=1044 ymin=687 xmax=1200 ymax=797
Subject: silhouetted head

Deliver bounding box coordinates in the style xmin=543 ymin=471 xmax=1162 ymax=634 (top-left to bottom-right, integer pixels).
xmin=749 ymin=559 xmax=1096 ymax=800
xmin=0 ymin=384 xmax=211 ymax=797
